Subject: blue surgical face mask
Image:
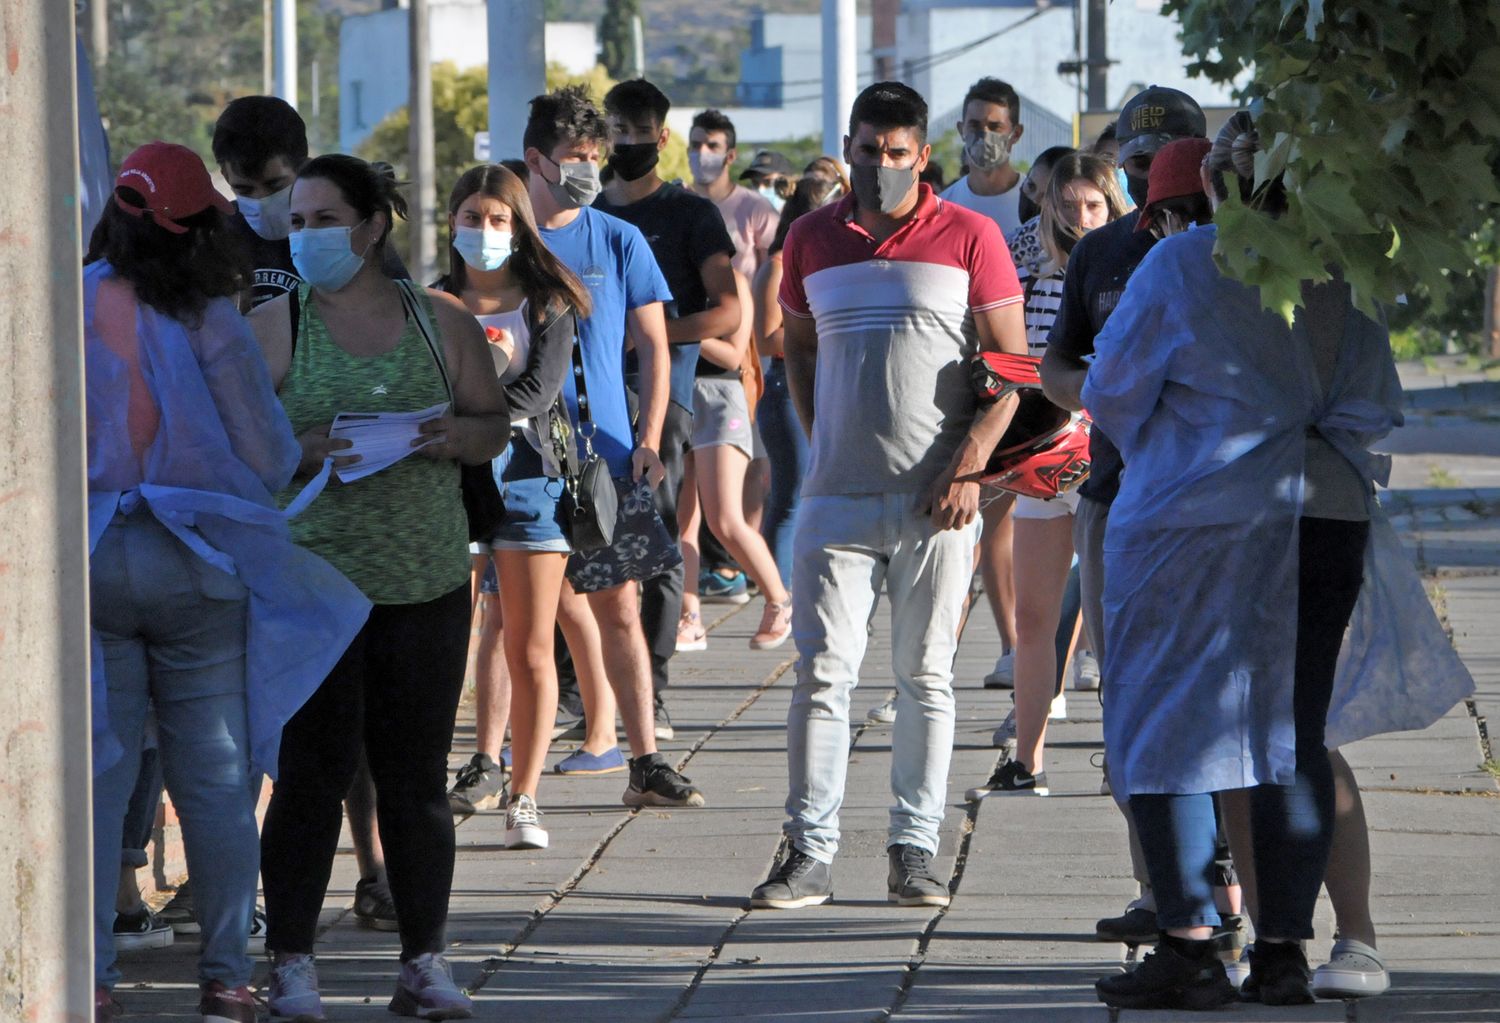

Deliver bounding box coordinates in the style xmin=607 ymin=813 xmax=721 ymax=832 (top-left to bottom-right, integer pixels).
xmin=237 ymin=184 xmax=293 ymax=240
xmin=1117 ymin=167 xmax=1137 ymax=209
xmin=453 ymin=225 xmax=513 ymax=272
xmin=758 ymin=186 xmax=785 ymax=213
xmin=289 ymin=222 xmax=369 ymax=292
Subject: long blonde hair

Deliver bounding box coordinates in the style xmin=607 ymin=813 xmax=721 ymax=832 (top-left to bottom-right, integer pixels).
xmin=1039 ymin=153 xmax=1129 ymax=269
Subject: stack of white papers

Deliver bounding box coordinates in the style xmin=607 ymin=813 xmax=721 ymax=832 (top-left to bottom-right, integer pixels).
xmin=328 ymin=402 xmax=450 ymax=483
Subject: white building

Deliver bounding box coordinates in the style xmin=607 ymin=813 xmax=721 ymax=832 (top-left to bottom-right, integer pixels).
xmin=339 ymin=0 xmax=597 ymax=154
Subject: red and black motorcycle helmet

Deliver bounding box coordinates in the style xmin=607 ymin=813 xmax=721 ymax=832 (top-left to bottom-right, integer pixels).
xmin=968 ymin=352 xmax=1093 ymax=499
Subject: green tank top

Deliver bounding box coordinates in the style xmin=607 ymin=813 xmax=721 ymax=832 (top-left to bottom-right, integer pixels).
xmin=277 ymin=284 xmax=469 ymax=604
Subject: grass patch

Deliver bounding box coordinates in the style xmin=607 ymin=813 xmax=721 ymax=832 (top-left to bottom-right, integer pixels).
xmin=1427 ymin=464 xmax=1462 ymax=489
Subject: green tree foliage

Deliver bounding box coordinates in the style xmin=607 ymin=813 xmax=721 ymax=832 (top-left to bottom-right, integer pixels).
xmin=93 ymin=0 xmax=340 ymax=168
xmin=1164 ymin=0 xmax=1500 ymax=321
xmin=598 ymin=0 xmax=640 ymax=79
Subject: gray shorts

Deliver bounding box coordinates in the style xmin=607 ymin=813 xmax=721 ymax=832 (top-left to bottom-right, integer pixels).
xmin=690 ymin=376 xmax=755 ymax=458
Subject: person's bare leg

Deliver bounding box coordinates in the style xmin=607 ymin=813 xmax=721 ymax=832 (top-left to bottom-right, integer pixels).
xmin=979 ymin=494 xmax=1018 ymax=652
xmin=585 ymin=582 xmax=658 ymax=758
xmin=557 ymin=579 xmax=618 ymax=755
xmin=496 ymin=550 xmax=567 ymax=800
xmin=679 ymin=454 xmax=704 ymax=620
xmin=744 ymin=455 xmax=769 ymax=534
xmin=473 ymin=578 xmax=510 ymax=760
xmin=345 ymin=754 xmax=385 ymax=882
xmin=1011 ymin=513 xmax=1074 ymax=774
xmin=699 ymin=443 xmax=789 ymax=604
xmin=1325 ymin=748 xmax=1377 ymax=947
xmin=1219 ymin=787 xmax=1258 ymax=924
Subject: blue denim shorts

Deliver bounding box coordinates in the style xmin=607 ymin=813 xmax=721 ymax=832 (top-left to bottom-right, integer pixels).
xmin=490 ymin=436 xmax=571 ymax=553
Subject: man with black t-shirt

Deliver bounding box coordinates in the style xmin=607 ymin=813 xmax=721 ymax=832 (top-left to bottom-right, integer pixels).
xmin=597 ymin=79 xmax=741 ymax=737
xmin=1040 ymin=85 xmax=1207 ymax=944
xmin=212 ymin=95 xmax=406 ymax=310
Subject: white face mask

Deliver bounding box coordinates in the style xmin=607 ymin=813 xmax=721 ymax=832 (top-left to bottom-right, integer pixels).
xmin=688 ymin=149 xmax=727 ymax=186
xmin=237 ymin=184 xmax=294 ymax=240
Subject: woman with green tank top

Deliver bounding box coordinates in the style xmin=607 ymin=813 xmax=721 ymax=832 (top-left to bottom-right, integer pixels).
xmin=247 ymin=155 xmax=508 ymax=1021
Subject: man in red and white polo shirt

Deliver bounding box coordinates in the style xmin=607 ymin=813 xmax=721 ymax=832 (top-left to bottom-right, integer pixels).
xmin=750 ymin=82 xmax=1028 ymax=911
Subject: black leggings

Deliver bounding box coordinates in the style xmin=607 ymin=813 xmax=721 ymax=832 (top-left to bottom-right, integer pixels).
xmin=261 ymin=584 xmax=470 ymax=958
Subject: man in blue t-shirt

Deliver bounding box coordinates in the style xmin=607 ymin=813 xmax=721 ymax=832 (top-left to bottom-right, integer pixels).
xmin=523 ymin=85 xmax=706 ymax=809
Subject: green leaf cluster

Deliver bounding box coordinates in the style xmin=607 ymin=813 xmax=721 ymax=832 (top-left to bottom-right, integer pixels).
xmin=598 ymin=0 xmax=640 ymax=79
xmin=1163 ymin=0 xmax=1500 ymax=320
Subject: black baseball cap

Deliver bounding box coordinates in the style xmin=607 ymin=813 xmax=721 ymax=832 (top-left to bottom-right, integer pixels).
xmin=1117 ymin=86 xmax=1207 ymax=163
xmin=738 ymin=149 xmax=795 ymax=180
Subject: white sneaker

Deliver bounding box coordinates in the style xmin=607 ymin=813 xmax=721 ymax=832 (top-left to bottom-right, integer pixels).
xmin=983 ymin=652 xmax=1015 ymax=689
xmin=1073 ymin=650 xmax=1100 ymax=690
xmin=267 ymin=953 xmax=325 ymax=1021
xmin=1049 ymin=693 xmax=1067 ymax=720
xmin=866 ymin=697 xmax=897 ymax=724
xmin=504 ymin=794 xmax=549 ymax=850
xmin=991 ymin=706 xmax=1017 ymax=751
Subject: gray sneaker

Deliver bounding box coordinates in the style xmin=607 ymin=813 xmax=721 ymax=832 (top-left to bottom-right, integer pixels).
xmin=886 ymin=843 xmax=950 ymax=907
xmin=750 ymin=848 xmax=833 ymax=909
xmin=991 ymin=705 xmax=1017 ymax=751
xmin=1311 ymin=939 xmax=1389 ymax=999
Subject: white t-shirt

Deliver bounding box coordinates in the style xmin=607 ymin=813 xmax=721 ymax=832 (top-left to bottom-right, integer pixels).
xmin=475 ymin=302 xmax=530 ymax=387
xmin=940 ymin=175 xmax=1023 ymax=237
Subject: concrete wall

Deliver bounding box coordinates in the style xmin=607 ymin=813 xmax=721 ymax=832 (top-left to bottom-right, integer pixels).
xmin=738 ymin=12 xmax=874 ymax=108
xmin=340 ymin=3 xmax=597 ymax=154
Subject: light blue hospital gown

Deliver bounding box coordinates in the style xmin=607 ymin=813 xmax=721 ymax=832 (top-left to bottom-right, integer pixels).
xmin=1081 ymin=224 xmax=1473 ymax=798
xmin=86 ymin=260 xmax=370 ymax=778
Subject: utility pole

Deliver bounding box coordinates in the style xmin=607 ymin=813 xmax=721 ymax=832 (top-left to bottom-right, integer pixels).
xmin=263 ymin=0 xmax=274 ymax=95
xmin=410 ymin=0 xmax=437 ymax=281
xmin=273 ymin=0 xmax=297 ymax=106
xmin=821 ymin=0 xmax=857 ymax=160
xmin=89 ymin=0 xmax=108 ymax=67
xmin=1086 ymin=0 xmax=1108 ymax=111
xmin=487 ymin=0 xmax=545 ymax=164
xmin=1 ymin=7 xmax=94 ymax=1022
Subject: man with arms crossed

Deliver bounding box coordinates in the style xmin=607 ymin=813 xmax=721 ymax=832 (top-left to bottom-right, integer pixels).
xmin=751 ymin=82 xmax=1028 ymax=909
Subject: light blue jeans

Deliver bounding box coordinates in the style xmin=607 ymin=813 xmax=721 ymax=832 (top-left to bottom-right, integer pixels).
xmin=91 ymin=508 xmax=257 ymax=991
xmin=785 ymin=493 xmax=978 ymax=862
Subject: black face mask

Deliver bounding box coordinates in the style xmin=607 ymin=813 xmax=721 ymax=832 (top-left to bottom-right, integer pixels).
xmin=1126 ymin=169 xmax=1151 ymax=207
xmin=608 ymin=143 xmax=660 ymax=182
xmin=1017 ymin=194 xmax=1039 ymax=224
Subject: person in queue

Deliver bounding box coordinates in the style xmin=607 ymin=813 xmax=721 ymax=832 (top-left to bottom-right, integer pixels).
xmin=86 ymin=142 xmax=367 ymax=1023
xmin=250 ymin=155 xmax=509 ymax=1021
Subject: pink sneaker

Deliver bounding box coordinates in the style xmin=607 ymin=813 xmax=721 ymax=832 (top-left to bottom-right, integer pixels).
xmin=750 ymin=599 xmax=792 ymax=650
xmin=676 ymin=611 xmax=707 ymax=652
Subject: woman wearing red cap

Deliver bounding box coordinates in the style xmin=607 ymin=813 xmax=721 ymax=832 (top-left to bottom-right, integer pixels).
xmin=1087 ymin=113 xmax=1472 ymax=1010
xmin=85 ymin=142 xmax=369 ymax=1023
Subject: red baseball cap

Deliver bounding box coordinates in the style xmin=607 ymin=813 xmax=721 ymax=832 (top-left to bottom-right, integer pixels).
xmin=113 ymin=141 xmax=233 ymax=234
xmin=1136 ymin=137 xmax=1213 ymax=232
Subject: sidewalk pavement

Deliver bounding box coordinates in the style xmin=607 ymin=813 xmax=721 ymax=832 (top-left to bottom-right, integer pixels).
xmin=114 ymin=359 xmax=1500 ymax=1022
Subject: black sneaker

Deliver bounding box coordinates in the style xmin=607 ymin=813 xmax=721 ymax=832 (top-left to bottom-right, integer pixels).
xmin=964 ymin=758 xmax=1048 ymax=800
xmin=113 ymin=905 xmax=174 ymax=951
xmin=552 ymin=709 xmax=586 ymax=742
xmin=1095 ymin=936 xmax=1237 ymax=1010
xmin=354 ymin=876 xmax=399 ymax=932
xmin=1241 ymin=938 xmax=1313 ymax=1005
xmin=623 ymin=753 xmax=705 ymax=807
xmin=750 ymin=848 xmax=833 ymax=909
xmin=886 ymin=844 xmax=950 ymax=907
xmin=653 ymin=696 xmax=675 ymax=741
xmin=449 ymin=753 xmax=507 ymax=814
xmin=1096 ymin=905 xmax=1159 ymax=944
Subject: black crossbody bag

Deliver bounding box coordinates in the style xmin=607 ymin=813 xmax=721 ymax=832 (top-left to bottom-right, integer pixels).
xmin=555 ymin=333 xmax=617 ymax=552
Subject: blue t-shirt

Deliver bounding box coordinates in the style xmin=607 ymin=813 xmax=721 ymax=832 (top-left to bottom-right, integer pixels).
xmin=540 ymin=207 xmax=673 ymax=477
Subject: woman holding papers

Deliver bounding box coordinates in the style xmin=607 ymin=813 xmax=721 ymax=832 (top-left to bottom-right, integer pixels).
xmin=249 ymin=154 xmax=509 ymax=1021
xmin=435 ymin=163 xmax=615 ymax=850
xmin=85 ymin=142 xmax=368 ymax=1023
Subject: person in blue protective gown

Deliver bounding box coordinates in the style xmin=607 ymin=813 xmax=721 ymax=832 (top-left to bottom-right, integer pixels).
xmin=85 ymin=142 xmax=369 ymax=1023
xmin=1085 ymin=113 xmax=1473 ymax=1011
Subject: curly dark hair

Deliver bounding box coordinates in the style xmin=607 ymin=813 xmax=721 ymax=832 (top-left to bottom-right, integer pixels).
xmin=523 ymin=85 xmax=609 ymax=157
xmin=84 ymin=194 xmax=247 ymax=326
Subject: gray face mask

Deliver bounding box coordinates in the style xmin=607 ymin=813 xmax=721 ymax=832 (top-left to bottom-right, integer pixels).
xmin=965 ymin=130 xmax=1012 ymax=171
xmin=850 ymin=163 xmax=916 ymax=215
xmin=545 ymin=157 xmax=602 ymax=209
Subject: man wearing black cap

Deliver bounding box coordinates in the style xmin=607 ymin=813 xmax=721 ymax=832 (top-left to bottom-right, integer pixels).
xmin=1039 ymin=84 xmax=1207 ymax=945
xmin=739 ymin=149 xmax=795 ymax=213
